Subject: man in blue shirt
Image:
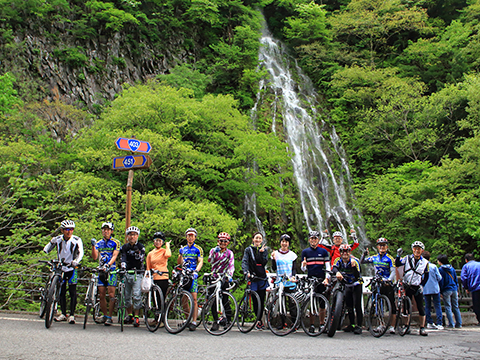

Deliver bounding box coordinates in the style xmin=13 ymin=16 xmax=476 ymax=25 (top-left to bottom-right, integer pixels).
xmin=461 ymin=253 xmax=480 ymax=326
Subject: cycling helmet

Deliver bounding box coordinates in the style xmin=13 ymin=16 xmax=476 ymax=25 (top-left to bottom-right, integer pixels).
xmin=153 ymin=231 xmax=166 ymax=241
xmin=309 ymin=231 xmax=320 ymax=238
xmin=60 ymin=220 xmax=75 ymax=229
xmin=339 ymin=244 xmax=351 ymax=253
xmin=280 ymin=234 xmax=291 ymax=243
xmin=332 ymin=231 xmax=343 ymax=238
xmin=125 ymin=226 xmax=140 ymax=235
xmin=218 ymin=232 xmax=231 ymax=241
xmin=185 ymin=228 xmax=197 ymax=236
xmin=101 ymin=222 xmax=114 ymax=231
xmin=411 ymin=241 xmax=425 ymax=250
xmin=376 ymin=237 xmax=388 ymax=245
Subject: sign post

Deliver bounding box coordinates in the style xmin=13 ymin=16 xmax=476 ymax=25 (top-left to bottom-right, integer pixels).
xmin=112 ymin=137 xmax=152 ymax=241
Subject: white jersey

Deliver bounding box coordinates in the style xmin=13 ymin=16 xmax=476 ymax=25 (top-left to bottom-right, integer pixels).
xmin=44 ymin=235 xmax=84 ymax=272
xmin=398 ymin=254 xmax=429 ymax=286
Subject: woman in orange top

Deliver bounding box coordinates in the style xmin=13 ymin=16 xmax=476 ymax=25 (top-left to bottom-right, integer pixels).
xmin=146 ymin=231 xmax=171 ymax=298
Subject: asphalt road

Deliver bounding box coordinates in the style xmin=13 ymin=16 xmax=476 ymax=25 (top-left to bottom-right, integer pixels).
xmin=0 ymin=313 xmax=479 ymax=360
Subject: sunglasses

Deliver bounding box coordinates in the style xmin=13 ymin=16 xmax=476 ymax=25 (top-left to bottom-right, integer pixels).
xmin=64 ymin=228 xmax=74 ymax=231
xmin=218 ymin=240 xmax=229 ymax=244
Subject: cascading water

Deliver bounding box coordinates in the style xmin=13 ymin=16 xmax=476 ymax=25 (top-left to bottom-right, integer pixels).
xmin=248 ymin=23 xmax=366 ymax=243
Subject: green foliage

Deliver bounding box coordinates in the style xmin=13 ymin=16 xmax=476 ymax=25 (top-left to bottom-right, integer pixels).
xmin=0 ymin=72 xmax=22 ymax=114
xmin=283 ymin=1 xmax=329 ymax=46
xmin=53 ymin=47 xmax=88 ymax=67
xmin=158 ymin=64 xmax=212 ymax=99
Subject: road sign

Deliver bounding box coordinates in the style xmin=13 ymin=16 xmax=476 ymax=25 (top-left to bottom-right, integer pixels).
xmin=112 ymin=155 xmax=152 ymax=171
xmin=115 ymin=137 xmax=151 ymax=153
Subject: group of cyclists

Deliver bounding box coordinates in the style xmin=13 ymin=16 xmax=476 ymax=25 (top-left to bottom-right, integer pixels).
xmin=43 ymin=219 xmax=433 ymax=336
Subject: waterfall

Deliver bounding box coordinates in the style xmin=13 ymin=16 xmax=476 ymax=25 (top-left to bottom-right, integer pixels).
xmin=249 ymin=23 xmax=366 ymax=243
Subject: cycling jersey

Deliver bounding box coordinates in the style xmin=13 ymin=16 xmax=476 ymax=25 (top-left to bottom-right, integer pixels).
xmin=396 ymin=254 xmax=429 ymax=286
xmin=179 ymin=243 xmax=203 ymax=271
xmin=272 ymin=250 xmax=297 ymax=279
xmin=319 ymin=239 xmax=359 ymax=263
xmin=44 ymin=235 xmax=84 ymax=272
xmin=146 ymin=248 xmax=171 ymax=280
xmin=208 ymin=248 xmax=234 ymax=277
xmin=95 ymin=237 xmax=121 ymax=270
xmin=361 ymin=253 xmax=396 ymax=282
xmin=331 ymin=256 xmax=362 ymax=285
xmin=300 ymin=246 xmax=330 ymax=279
xmin=120 ymin=241 xmax=145 ymax=270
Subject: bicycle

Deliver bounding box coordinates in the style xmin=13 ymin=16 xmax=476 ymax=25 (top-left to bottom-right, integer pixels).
xmin=201 ymin=273 xmax=238 ymax=336
xmin=326 ymin=275 xmax=347 ymax=337
xmin=38 ymin=261 xmax=55 ymax=319
xmin=110 ymin=269 xmax=127 ymax=331
xmin=297 ymin=277 xmax=331 ymax=336
xmin=82 ymin=266 xmax=104 ymax=329
xmin=39 ymin=258 xmax=69 ymax=329
xmin=236 ymin=275 xmax=262 ymax=333
xmin=265 ymin=274 xmax=301 ymax=336
xmin=144 ymin=270 xmax=166 ymax=333
xmin=394 ymin=279 xmax=412 ymax=336
xmin=163 ymin=263 xmax=195 ymax=334
xmin=364 ymin=272 xmax=393 ymax=337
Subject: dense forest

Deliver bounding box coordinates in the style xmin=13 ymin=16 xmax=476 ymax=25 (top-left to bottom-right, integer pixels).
xmin=1 ymin=0 xmax=480 ymax=308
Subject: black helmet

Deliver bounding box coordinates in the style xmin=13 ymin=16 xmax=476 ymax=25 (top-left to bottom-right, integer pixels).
xmin=153 ymin=231 xmax=166 ymax=241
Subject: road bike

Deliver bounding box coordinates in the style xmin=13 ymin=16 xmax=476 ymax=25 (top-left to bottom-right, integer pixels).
xmin=394 ymin=280 xmax=412 ymax=336
xmin=163 ymin=263 xmax=194 ymax=334
xmin=144 ymin=270 xmax=166 ymax=333
xmin=201 ymin=273 xmax=238 ymax=336
xmin=236 ymin=275 xmax=262 ymax=333
xmin=326 ymin=276 xmax=347 ymax=337
xmin=265 ymin=274 xmax=301 ymax=336
xmin=297 ymin=277 xmax=331 ymax=336
xmin=364 ymin=272 xmax=392 ymax=337
xmin=82 ymin=266 xmax=107 ymax=329
xmin=39 ymin=259 xmax=69 ymax=329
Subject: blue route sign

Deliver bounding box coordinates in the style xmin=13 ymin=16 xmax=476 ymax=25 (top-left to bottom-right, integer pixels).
xmin=115 ymin=137 xmax=151 ymax=153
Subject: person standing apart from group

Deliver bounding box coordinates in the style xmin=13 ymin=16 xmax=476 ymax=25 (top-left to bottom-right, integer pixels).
xmin=396 ymin=241 xmax=429 ymax=336
xmin=120 ymin=226 xmax=145 ymax=328
xmin=437 ymin=254 xmax=462 ymax=328
xmin=461 ymin=253 xmax=480 ymax=326
xmin=43 ymin=220 xmax=84 ymax=324
xmin=178 ymin=228 xmax=204 ymax=331
xmin=91 ymin=222 xmax=121 ymax=326
xmin=241 ymin=231 xmax=269 ymax=330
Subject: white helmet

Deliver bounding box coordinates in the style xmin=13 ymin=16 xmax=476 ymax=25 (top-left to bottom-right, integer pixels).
xmin=101 ymin=222 xmax=114 ymax=230
xmin=126 ymin=226 xmax=140 ymax=235
xmin=411 ymin=241 xmax=425 ymax=250
xmin=60 ymin=220 xmax=75 ymax=229
xmin=332 ymin=231 xmax=343 ymax=238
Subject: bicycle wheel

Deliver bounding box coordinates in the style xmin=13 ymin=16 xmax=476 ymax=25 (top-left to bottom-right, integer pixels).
xmin=83 ymin=282 xmax=95 ymax=329
xmin=236 ymin=289 xmax=261 ymax=333
xmin=327 ymin=290 xmax=344 ymax=337
xmin=118 ymin=285 xmax=126 ymax=332
xmin=145 ymin=285 xmax=165 ymax=333
xmin=203 ymin=291 xmax=238 ymax=336
xmin=39 ymin=278 xmax=50 ymax=319
xmin=45 ymin=276 xmax=60 ymax=329
xmin=164 ymin=290 xmax=194 ymax=334
xmin=301 ymin=293 xmax=330 ymax=337
xmin=396 ymin=296 xmax=412 ymax=336
xmin=93 ymin=301 xmax=102 ymax=323
xmin=367 ymin=294 xmax=392 ymax=338
xmin=266 ymin=293 xmax=301 ymax=336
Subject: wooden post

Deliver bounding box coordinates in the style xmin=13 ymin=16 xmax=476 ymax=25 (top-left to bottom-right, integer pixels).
xmin=125 ymin=169 xmax=134 ymax=242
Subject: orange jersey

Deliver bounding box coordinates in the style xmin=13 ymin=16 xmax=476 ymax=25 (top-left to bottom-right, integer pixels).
xmin=146 ymin=248 xmax=171 ymax=280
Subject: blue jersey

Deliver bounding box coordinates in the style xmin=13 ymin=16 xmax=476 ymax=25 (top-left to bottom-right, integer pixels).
xmin=363 ymin=253 xmax=395 ymax=281
xmin=179 ymin=243 xmax=203 ymax=271
xmin=95 ymin=237 xmax=121 ymax=270
xmin=301 ymin=246 xmax=330 ymax=279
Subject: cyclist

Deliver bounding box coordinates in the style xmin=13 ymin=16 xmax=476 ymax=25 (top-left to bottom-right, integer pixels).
xmin=360 ymin=237 xmax=396 ymax=334
xmin=43 ymin=219 xmax=84 ymax=324
xmin=120 ymin=226 xmax=145 ymax=328
xmin=207 ymin=232 xmax=235 ymax=331
xmin=271 ymin=234 xmax=298 ymax=329
xmin=395 ymin=241 xmax=429 ymax=336
xmin=91 ymin=222 xmax=121 ymax=326
xmin=178 ymin=227 xmax=204 ymax=331
xmin=146 ymin=231 xmax=171 ymax=299
xmin=300 ymin=230 xmax=330 ymax=333
xmin=319 ymin=230 xmax=359 ymax=264
xmin=325 ymin=244 xmax=363 ymax=334
xmin=241 ymin=231 xmax=269 ymax=330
